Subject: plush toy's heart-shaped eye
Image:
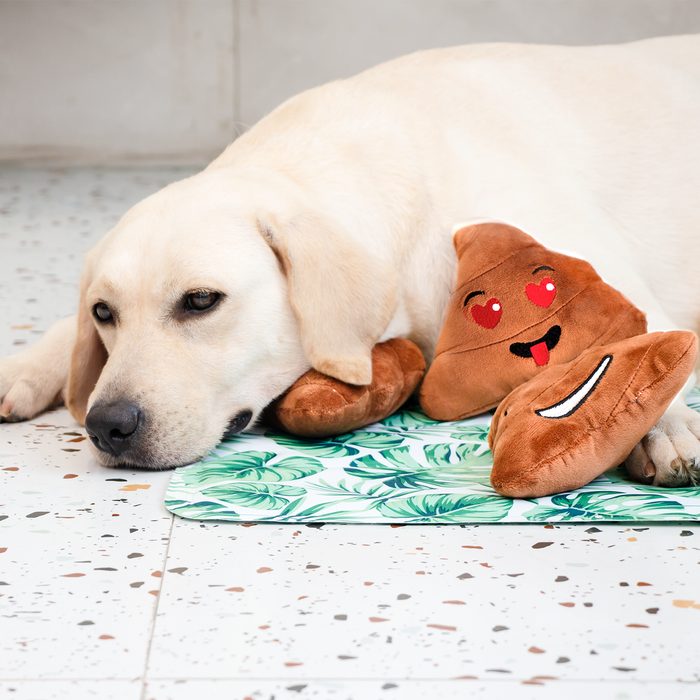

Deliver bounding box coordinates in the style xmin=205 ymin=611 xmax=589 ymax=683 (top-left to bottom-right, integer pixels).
xmin=526 ymin=277 xmax=556 ymax=307
xmin=469 ymin=298 xmax=502 ymax=328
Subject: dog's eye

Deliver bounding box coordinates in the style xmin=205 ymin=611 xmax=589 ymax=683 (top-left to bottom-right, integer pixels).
xmin=93 ymin=302 xmax=113 ymax=323
xmin=184 ymin=291 xmax=221 ymax=313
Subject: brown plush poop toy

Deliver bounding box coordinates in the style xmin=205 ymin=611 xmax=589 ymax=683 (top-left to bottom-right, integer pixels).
xmin=264 ymin=337 xmax=426 ymax=438
xmin=419 ymin=223 xmax=648 ymax=421
xmin=489 ymin=330 xmax=698 ymax=497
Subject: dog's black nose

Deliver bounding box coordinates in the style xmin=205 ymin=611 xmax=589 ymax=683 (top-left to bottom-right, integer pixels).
xmin=85 ymin=400 xmax=143 ymax=456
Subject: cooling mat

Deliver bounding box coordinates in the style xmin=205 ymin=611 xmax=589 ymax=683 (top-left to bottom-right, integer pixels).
xmin=165 ymin=391 xmax=700 ymax=523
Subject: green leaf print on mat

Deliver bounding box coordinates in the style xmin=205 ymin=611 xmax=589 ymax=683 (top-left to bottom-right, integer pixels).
xmin=347 ymin=443 xmax=492 ymax=490
xmin=376 ymin=493 xmax=512 ymax=522
xmin=265 ymin=430 xmax=407 ymax=456
xmin=378 ymin=408 xmax=463 ymax=440
xmin=196 ymin=454 xmax=324 ymax=483
xmin=168 ymin=501 xmax=234 ymax=515
xmin=522 ymin=492 xmax=689 ymax=521
xmin=166 ymin=388 xmax=700 ymax=523
xmin=448 ymin=425 xmax=491 ymax=443
xmin=200 ymin=482 xmax=306 ymax=510
xmin=381 ymin=407 xmax=440 ymax=429
xmin=338 ymin=431 xmax=406 ymax=449
xmin=265 ymin=431 xmax=360 ymax=457
xmin=684 ymin=386 xmax=700 ymax=413
xmin=180 ymin=451 xmax=275 ymax=485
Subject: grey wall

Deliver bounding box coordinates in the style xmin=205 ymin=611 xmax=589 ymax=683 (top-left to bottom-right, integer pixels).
xmin=0 ymin=1 xmax=234 ymax=163
xmin=1 ymin=0 xmax=700 ymax=164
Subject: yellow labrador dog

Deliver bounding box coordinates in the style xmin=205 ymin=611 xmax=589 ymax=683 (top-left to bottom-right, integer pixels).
xmin=1 ymin=35 xmax=700 ymax=485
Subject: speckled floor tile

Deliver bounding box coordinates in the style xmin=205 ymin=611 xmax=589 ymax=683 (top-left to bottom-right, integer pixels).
xmin=1 ymin=167 xmax=699 ymax=696
xmin=143 ymin=679 xmax=700 ymax=700
xmin=0 ymin=680 xmax=142 ymax=700
xmin=0 ymin=167 xmax=192 ymax=681
xmin=0 ymin=410 xmax=174 ymax=678
xmin=147 ymin=520 xmax=699 ymax=682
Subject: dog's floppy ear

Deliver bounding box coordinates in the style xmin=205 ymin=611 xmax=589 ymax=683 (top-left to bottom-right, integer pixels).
xmin=66 ymin=253 xmax=108 ymax=425
xmin=258 ymin=211 xmax=398 ymax=385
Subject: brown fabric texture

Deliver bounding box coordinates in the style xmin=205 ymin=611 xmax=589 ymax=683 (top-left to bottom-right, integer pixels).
xmin=265 ymin=337 xmax=426 ymax=438
xmin=488 ymin=331 xmax=698 ymax=498
xmin=420 ymin=223 xmax=647 ymax=421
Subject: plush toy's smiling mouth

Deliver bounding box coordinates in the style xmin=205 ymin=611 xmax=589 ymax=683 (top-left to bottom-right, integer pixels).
xmin=535 ymin=355 xmax=612 ymax=419
xmin=509 ymin=325 xmax=561 ymax=366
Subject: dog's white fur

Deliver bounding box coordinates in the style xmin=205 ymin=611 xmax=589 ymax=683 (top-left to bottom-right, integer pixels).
xmin=2 ymin=36 xmax=700 ymax=483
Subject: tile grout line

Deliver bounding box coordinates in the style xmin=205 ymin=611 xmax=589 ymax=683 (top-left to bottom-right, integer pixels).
xmin=139 ymin=513 xmax=176 ymax=700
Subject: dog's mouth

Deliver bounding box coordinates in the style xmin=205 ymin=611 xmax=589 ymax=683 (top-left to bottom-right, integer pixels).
xmin=223 ymin=410 xmax=253 ymax=437
xmin=509 ymin=325 xmax=561 ymax=366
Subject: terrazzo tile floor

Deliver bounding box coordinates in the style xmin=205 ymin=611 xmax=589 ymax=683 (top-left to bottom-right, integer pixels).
xmin=0 ymin=166 xmax=698 ymax=700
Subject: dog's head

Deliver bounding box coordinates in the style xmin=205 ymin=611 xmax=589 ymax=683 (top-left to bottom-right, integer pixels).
xmin=66 ymin=170 xmax=398 ymax=468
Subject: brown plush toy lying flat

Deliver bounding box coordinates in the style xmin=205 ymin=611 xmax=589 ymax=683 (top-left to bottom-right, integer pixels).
xmin=265 ymin=337 xmax=426 ymax=438
xmin=420 ymin=223 xmax=647 ymax=420
xmin=489 ymin=331 xmax=698 ymax=497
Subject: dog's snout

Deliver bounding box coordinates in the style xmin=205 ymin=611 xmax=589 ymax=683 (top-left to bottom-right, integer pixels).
xmin=85 ymin=400 xmax=143 ymax=456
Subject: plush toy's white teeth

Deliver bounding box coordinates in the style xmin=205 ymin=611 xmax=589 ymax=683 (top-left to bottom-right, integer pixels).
xmin=536 ymin=355 xmax=612 ymax=419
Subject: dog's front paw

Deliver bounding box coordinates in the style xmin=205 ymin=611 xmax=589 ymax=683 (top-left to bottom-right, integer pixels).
xmin=0 ymin=355 xmax=65 ymax=422
xmin=625 ymin=403 xmax=700 ymax=487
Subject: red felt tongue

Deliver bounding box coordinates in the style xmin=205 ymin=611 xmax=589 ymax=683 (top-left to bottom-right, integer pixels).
xmin=530 ymin=341 xmax=550 ymax=366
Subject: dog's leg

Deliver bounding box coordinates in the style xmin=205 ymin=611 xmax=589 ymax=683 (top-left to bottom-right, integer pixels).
xmin=0 ymin=315 xmax=77 ymax=422
xmin=622 ymin=303 xmax=700 ymax=487
xmin=626 ymin=373 xmax=700 ymax=487
xmin=557 ymin=240 xmax=700 ymax=487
